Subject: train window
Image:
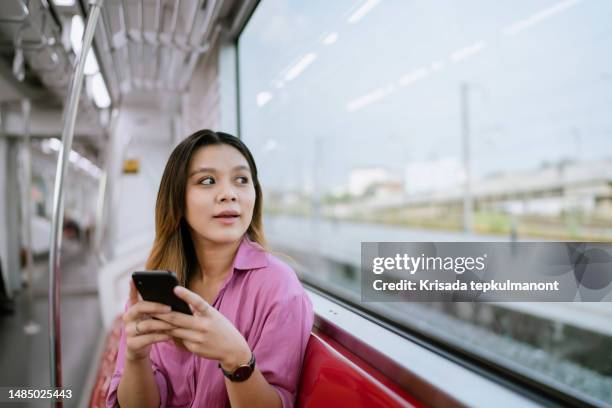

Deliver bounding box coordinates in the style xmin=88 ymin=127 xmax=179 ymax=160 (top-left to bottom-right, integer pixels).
xmin=238 ymin=0 xmax=612 ymax=405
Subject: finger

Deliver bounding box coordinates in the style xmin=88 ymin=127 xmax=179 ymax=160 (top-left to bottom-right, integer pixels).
xmin=129 ymin=280 xmax=138 ymax=305
xmin=153 ymin=311 xmax=202 ymax=330
xmin=127 ymin=320 xmax=154 ymax=337
xmin=131 ymin=319 xmax=177 ymax=336
xmin=127 ymin=333 xmax=171 ymax=350
xmin=125 ymin=301 xmax=172 ymax=322
xmin=169 ymin=328 xmax=202 ymax=343
xmin=174 ymin=286 xmax=210 ymax=316
xmin=183 ymin=340 xmax=198 ymax=353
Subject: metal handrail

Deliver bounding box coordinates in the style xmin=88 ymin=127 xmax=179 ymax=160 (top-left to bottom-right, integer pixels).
xmin=47 ymin=1 xmax=104 ymax=405
xmin=0 ymin=0 xmax=75 ymax=104
xmin=0 ymin=0 xmax=29 ymax=23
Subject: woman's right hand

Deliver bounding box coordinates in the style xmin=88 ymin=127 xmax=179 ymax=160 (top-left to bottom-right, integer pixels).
xmin=123 ymin=280 xmax=176 ymax=361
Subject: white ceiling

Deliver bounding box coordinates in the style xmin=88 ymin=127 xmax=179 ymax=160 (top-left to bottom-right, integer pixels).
xmin=0 ymin=0 xmax=245 ymax=153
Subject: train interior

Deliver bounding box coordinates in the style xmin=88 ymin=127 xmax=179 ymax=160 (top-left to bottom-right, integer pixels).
xmin=0 ymin=0 xmax=611 ymax=407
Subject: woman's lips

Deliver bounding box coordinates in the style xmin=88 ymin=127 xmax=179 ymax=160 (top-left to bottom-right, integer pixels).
xmin=213 ymin=215 xmax=240 ymax=225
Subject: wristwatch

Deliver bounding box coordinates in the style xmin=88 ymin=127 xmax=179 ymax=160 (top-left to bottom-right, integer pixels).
xmin=219 ymin=353 xmax=256 ymax=382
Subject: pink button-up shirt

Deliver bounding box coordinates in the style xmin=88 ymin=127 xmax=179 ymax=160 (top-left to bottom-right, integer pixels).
xmin=106 ymin=236 xmax=314 ymax=408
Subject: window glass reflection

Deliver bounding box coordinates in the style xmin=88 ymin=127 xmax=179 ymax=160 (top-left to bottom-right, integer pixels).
xmin=238 ymin=0 xmax=612 ymax=404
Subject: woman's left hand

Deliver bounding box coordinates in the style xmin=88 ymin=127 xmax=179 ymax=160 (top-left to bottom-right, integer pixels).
xmin=153 ymin=286 xmax=252 ymax=371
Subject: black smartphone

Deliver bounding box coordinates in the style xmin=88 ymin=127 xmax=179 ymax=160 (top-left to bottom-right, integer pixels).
xmin=131 ymin=270 xmax=192 ymax=315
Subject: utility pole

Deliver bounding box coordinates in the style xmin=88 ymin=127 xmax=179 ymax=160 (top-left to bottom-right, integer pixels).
xmin=460 ymin=82 xmax=473 ymax=234
xmin=312 ymin=137 xmax=323 ymax=253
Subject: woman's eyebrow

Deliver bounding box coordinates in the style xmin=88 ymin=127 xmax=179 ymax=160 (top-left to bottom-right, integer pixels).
xmin=189 ymin=165 xmax=250 ymax=177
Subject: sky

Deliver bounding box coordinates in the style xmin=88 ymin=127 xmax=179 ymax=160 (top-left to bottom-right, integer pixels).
xmin=238 ymin=0 xmax=612 ymax=194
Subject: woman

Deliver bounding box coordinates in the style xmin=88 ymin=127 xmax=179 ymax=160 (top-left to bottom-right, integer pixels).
xmin=107 ymin=130 xmax=314 ymax=407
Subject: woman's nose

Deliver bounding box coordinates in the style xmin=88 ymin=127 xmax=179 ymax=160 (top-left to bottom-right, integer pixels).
xmin=218 ymin=185 xmax=238 ymax=202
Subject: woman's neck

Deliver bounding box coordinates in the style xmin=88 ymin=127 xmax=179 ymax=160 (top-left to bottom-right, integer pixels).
xmin=192 ymin=235 xmax=242 ymax=282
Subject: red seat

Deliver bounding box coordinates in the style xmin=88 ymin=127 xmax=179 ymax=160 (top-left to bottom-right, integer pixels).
xmin=297 ymin=331 xmax=421 ymax=407
xmin=89 ymin=320 xmax=422 ymax=407
xmin=89 ymin=317 xmax=122 ymax=408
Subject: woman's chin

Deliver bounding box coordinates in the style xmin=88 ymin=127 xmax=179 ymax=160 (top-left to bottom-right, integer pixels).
xmin=203 ymin=228 xmax=246 ymax=245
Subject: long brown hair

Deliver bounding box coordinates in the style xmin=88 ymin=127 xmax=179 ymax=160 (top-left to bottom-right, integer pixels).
xmin=145 ymin=129 xmax=266 ymax=285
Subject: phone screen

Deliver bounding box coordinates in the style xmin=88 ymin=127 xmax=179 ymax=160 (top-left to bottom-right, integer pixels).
xmin=132 ymin=270 xmax=192 ymax=315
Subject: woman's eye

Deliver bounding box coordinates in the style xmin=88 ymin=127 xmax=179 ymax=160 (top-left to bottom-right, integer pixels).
xmin=236 ymin=176 xmax=249 ymax=184
xmin=199 ymin=176 xmax=215 ymax=185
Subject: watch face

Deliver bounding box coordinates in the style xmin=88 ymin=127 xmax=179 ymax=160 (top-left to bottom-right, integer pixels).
xmin=232 ymin=365 xmax=253 ymax=382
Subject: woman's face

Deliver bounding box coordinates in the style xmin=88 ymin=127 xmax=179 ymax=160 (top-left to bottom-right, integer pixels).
xmin=185 ymin=144 xmax=256 ymax=246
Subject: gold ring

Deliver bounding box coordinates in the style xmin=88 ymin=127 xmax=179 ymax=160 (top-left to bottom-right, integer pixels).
xmin=135 ymin=320 xmax=143 ymax=335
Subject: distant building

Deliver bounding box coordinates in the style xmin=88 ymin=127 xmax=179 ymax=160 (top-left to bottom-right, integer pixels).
xmin=385 ymin=159 xmax=612 ymax=217
xmin=475 ymin=159 xmax=612 ymax=216
xmin=404 ymin=158 xmax=465 ymax=196
xmin=348 ymin=167 xmax=402 ymax=197
xmin=366 ymin=180 xmax=405 ymax=199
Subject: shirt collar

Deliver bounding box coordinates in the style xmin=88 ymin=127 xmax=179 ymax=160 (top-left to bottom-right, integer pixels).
xmin=232 ymin=235 xmax=268 ymax=271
